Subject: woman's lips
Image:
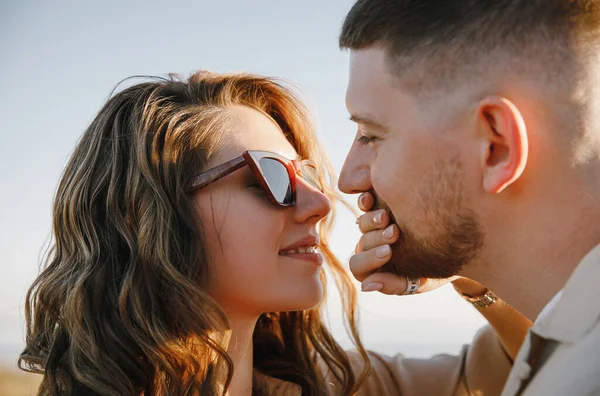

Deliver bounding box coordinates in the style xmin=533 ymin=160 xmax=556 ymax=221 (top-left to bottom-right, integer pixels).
xmin=279 ymin=248 xmax=324 ymax=265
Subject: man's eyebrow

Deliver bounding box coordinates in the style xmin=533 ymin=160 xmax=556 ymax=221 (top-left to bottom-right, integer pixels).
xmin=349 ymin=114 xmax=385 ymax=128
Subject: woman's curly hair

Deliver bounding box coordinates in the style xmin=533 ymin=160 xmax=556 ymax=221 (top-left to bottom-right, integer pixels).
xmin=18 ymin=71 xmax=369 ymax=395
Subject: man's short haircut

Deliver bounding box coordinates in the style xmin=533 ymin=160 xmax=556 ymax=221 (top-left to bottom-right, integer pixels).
xmin=339 ymin=0 xmax=600 ymax=96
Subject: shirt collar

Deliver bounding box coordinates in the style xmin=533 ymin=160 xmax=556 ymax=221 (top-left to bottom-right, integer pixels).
xmin=532 ymin=243 xmax=600 ymax=342
xmin=535 ymin=290 xmax=563 ymax=322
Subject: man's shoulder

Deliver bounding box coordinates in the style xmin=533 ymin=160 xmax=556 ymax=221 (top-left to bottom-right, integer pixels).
xmin=505 ymin=244 xmax=600 ymax=395
xmin=519 ymin=323 xmax=600 ymax=395
xmin=534 ymin=244 xmax=600 ymax=342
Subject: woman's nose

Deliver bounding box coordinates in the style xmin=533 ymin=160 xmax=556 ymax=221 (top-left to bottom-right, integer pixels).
xmin=293 ymin=177 xmax=332 ymax=224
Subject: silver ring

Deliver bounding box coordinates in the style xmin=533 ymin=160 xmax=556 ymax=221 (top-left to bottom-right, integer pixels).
xmin=402 ymin=277 xmax=421 ymax=295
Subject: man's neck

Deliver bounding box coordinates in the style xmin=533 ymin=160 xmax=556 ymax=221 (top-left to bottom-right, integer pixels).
xmin=470 ymin=199 xmax=600 ymax=321
xmin=487 ymin=258 xmax=572 ymax=321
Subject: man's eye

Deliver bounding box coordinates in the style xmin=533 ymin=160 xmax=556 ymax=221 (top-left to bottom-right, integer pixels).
xmin=358 ymin=134 xmax=379 ymax=145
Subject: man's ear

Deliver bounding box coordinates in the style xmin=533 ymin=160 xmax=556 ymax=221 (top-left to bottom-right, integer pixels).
xmin=477 ymin=96 xmax=529 ymax=194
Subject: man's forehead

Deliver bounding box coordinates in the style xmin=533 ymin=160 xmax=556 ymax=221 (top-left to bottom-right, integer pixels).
xmin=349 ymin=46 xmax=389 ymax=70
xmin=347 ymin=48 xmax=390 ymax=98
xmin=347 ymin=48 xmax=406 ymax=125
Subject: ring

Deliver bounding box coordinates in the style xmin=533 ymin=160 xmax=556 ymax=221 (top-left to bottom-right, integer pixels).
xmin=402 ymin=277 xmax=421 ymax=295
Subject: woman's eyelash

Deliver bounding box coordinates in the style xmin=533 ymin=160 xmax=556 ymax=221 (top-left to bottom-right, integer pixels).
xmin=248 ymin=180 xmax=262 ymax=188
xmin=247 ymin=180 xmax=267 ymax=195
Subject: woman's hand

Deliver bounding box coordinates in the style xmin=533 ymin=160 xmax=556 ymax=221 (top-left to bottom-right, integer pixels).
xmin=351 ymin=191 xmax=457 ymax=294
xmin=451 ymin=277 xmax=533 ymax=361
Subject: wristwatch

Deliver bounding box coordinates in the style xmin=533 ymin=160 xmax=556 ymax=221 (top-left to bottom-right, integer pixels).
xmin=455 ymin=287 xmax=498 ymax=308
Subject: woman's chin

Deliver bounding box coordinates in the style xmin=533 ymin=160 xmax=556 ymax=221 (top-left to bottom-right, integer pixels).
xmin=271 ymin=279 xmax=324 ymax=312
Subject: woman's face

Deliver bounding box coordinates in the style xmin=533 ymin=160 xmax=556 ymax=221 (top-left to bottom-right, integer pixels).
xmin=193 ymin=106 xmax=331 ymax=318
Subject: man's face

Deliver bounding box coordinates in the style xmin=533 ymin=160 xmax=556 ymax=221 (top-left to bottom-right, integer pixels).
xmin=339 ymin=47 xmax=484 ymax=279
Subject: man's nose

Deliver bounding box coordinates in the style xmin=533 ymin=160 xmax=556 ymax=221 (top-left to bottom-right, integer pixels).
xmin=338 ymin=139 xmax=372 ymax=194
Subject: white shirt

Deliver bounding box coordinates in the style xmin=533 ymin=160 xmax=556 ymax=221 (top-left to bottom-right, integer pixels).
xmin=502 ymin=244 xmax=600 ymax=396
xmin=536 ymin=290 xmax=563 ymax=322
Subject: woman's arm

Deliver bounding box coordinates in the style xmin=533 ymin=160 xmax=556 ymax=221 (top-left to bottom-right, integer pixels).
xmin=452 ymin=278 xmax=533 ymax=361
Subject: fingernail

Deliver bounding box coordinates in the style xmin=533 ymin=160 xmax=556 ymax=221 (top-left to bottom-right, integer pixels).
xmin=358 ymin=194 xmax=366 ymax=208
xmin=355 ymin=217 xmax=360 ymax=225
xmin=362 ymin=282 xmax=383 ymax=292
xmin=375 ymin=244 xmax=391 ymax=258
xmin=373 ymin=212 xmax=383 ymax=224
xmin=382 ymin=225 xmax=394 ymax=239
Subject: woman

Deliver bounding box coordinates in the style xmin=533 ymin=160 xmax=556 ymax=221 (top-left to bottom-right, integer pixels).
xmin=19 ymin=70 xmax=530 ymax=395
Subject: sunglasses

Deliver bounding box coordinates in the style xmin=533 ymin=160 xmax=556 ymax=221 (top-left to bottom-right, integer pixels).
xmin=185 ymin=150 xmax=321 ymax=207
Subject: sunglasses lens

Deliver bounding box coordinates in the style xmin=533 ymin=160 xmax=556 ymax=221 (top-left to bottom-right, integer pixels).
xmin=259 ymin=158 xmax=292 ymax=204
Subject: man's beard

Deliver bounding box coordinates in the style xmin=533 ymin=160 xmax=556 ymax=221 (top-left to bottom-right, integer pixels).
xmin=372 ymin=190 xmax=484 ymax=280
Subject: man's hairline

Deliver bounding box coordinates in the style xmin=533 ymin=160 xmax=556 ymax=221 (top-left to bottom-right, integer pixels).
xmin=344 ymin=41 xmax=583 ymax=140
xmin=347 ymin=40 xmax=577 ymax=109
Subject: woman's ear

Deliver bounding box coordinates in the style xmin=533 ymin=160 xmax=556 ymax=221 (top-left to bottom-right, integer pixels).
xmin=477 ymin=96 xmax=529 ymax=194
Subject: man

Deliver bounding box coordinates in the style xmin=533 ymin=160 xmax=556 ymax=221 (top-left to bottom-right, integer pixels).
xmin=337 ymin=1 xmax=600 ymax=395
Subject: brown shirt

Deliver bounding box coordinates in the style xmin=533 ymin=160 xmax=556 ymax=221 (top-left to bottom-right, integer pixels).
xmin=262 ymin=325 xmax=512 ymax=395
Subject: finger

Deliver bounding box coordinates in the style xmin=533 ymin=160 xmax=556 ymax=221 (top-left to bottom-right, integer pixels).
xmin=360 ymin=272 xmax=409 ymax=295
xmin=361 ymin=275 xmax=457 ymax=295
xmin=357 ymin=209 xmax=390 ymax=233
xmin=358 ymin=191 xmax=375 ymax=212
xmin=349 ymin=244 xmax=392 ymax=282
xmin=356 ymin=224 xmax=399 ymax=253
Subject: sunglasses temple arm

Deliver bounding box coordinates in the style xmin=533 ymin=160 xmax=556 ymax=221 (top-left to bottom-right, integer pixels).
xmin=186 ymin=156 xmax=247 ymax=191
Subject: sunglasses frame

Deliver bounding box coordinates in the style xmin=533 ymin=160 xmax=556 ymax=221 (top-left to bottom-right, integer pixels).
xmin=185 ymin=150 xmax=314 ymax=207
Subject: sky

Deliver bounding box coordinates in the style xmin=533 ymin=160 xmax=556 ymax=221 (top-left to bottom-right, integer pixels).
xmin=0 ymin=0 xmax=486 ymax=366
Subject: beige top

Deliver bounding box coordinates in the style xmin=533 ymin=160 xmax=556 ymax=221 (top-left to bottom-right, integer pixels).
xmin=262 ymin=325 xmax=512 ymax=395
xmin=502 ymin=244 xmax=600 ymax=396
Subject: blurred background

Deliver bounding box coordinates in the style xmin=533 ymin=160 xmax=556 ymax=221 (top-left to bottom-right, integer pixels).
xmin=1 ymin=1 xmax=486 ymax=394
